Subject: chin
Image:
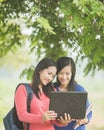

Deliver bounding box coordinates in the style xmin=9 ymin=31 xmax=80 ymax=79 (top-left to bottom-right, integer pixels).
xmin=61 ymin=82 xmax=67 ymax=84
xmin=43 ymin=82 xmax=48 ymax=86
xmin=62 ymin=83 xmax=68 ymax=86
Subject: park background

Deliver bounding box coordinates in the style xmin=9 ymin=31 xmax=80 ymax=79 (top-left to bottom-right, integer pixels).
xmin=0 ymin=48 xmax=104 ymax=130
xmin=0 ymin=0 xmax=104 ymax=130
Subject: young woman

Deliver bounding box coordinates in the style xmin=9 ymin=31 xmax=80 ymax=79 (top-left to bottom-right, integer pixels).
xmin=14 ymin=58 xmax=70 ymax=130
xmin=54 ymin=57 xmax=92 ymax=130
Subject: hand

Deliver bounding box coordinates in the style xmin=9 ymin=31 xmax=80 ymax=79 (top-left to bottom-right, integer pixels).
xmin=42 ymin=110 xmax=57 ymax=122
xmin=73 ymin=104 xmax=92 ymax=129
xmin=57 ymin=113 xmax=73 ymax=125
xmin=73 ymin=117 xmax=88 ymax=129
xmin=76 ymin=117 xmax=88 ymax=125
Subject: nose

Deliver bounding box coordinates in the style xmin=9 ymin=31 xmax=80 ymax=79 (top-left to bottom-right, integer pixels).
xmin=62 ymin=74 xmax=67 ymax=79
xmin=48 ymin=76 xmax=53 ymax=82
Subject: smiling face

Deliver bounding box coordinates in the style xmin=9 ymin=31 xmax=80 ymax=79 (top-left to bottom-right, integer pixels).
xmin=57 ymin=65 xmax=72 ymax=88
xmin=39 ymin=66 xmax=57 ymax=86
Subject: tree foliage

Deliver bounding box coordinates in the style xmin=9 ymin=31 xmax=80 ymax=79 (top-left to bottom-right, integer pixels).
xmin=0 ymin=0 xmax=104 ymax=76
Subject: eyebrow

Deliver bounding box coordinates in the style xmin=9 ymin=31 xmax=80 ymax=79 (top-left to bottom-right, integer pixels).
xmin=59 ymin=71 xmax=70 ymax=73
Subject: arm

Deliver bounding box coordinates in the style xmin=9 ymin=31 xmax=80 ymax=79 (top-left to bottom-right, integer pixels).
xmin=15 ymin=84 xmax=59 ymax=124
xmin=73 ymin=84 xmax=92 ymax=129
xmin=73 ymin=103 xmax=92 ymax=129
xmin=15 ymin=85 xmax=43 ymax=124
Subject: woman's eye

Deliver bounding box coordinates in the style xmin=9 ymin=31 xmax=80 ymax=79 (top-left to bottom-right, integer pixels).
xmin=66 ymin=72 xmax=70 ymax=75
xmin=48 ymin=72 xmax=51 ymax=75
xmin=48 ymin=72 xmax=55 ymax=79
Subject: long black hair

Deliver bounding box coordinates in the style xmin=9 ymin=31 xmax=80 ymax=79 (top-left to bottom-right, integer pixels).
xmin=56 ymin=57 xmax=76 ymax=91
xmin=32 ymin=58 xmax=57 ymax=99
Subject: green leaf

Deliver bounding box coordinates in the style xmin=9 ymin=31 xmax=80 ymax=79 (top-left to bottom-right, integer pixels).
xmin=36 ymin=17 xmax=56 ymax=34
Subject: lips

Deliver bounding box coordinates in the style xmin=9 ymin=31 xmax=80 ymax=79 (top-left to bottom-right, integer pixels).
xmin=61 ymin=79 xmax=67 ymax=82
xmin=60 ymin=80 xmax=68 ymax=85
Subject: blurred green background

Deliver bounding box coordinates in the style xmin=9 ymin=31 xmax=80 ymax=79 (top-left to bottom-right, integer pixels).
xmin=1 ymin=1 xmax=104 ymax=130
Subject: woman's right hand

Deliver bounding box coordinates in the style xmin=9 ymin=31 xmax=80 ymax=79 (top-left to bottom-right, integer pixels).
xmin=57 ymin=113 xmax=74 ymax=125
xmin=42 ymin=110 xmax=57 ymax=121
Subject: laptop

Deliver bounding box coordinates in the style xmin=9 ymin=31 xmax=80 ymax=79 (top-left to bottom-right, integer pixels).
xmin=49 ymin=91 xmax=87 ymax=119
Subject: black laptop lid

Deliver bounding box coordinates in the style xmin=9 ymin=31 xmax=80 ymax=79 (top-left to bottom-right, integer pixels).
xmin=49 ymin=91 xmax=87 ymax=119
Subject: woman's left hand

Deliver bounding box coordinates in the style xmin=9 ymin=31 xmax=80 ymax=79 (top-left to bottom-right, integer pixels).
xmin=76 ymin=117 xmax=88 ymax=125
xmin=73 ymin=117 xmax=88 ymax=129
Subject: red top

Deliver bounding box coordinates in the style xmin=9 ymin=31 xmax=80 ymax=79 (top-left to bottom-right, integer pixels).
xmin=14 ymin=84 xmax=63 ymax=130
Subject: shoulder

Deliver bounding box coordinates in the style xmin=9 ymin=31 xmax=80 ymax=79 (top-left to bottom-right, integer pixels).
xmin=75 ymin=84 xmax=86 ymax=92
xmin=15 ymin=83 xmax=28 ymax=96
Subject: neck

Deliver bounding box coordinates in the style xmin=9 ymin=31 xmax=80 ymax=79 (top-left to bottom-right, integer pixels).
xmin=59 ymin=85 xmax=67 ymax=92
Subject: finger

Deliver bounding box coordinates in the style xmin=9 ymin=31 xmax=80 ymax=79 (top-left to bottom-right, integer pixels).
xmin=47 ymin=111 xmax=57 ymax=116
xmin=67 ymin=114 xmax=71 ymax=120
xmin=47 ymin=110 xmax=55 ymax=114
xmin=64 ymin=113 xmax=67 ymax=120
xmin=60 ymin=116 xmax=64 ymax=121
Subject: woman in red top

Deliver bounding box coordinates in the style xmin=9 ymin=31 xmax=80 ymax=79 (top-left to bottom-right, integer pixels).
xmin=15 ymin=58 xmax=70 ymax=130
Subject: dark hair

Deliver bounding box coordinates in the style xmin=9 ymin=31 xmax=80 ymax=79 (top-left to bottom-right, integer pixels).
xmin=32 ymin=58 xmax=57 ymax=98
xmin=56 ymin=57 xmax=76 ymax=91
